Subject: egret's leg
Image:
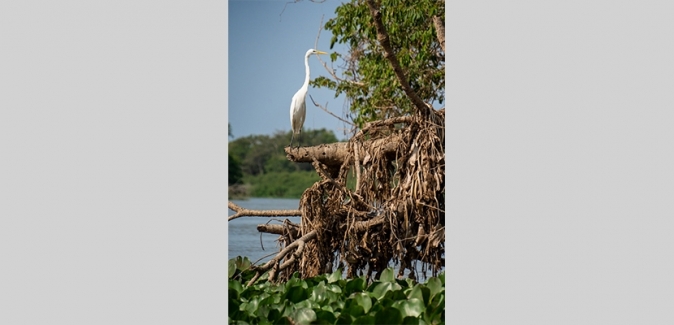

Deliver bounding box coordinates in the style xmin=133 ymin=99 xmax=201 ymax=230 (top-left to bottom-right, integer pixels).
xmin=298 ymin=130 xmax=302 ymax=148
xmin=289 ymin=133 xmax=295 ymax=148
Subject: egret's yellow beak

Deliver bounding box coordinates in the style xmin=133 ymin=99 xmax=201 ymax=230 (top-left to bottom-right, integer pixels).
xmin=316 ymin=50 xmax=327 ymax=55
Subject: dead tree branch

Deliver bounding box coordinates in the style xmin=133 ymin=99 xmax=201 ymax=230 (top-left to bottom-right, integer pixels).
xmin=256 ymin=223 xmax=301 ymax=237
xmin=432 ymin=15 xmax=445 ymax=53
xmin=228 ymin=201 xmax=301 ymax=221
xmin=313 ymin=16 xmax=365 ymax=87
xmin=247 ymin=230 xmax=318 ymax=286
xmin=309 ymin=95 xmax=355 ymax=126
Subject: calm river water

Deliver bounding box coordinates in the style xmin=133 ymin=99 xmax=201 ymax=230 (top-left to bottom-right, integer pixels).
xmin=228 ymin=198 xmax=301 ymax=264
xmin=228 ymin=197 xmax=443 ymax=281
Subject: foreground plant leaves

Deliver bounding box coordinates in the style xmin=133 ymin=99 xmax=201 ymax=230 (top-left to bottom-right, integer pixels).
xmin=292 ymin=308 xmax=316 ymax=325
xmin=369 ymin=281 xmax=403 ymax=300
xmin=350 ymin=292 xmax=373 ymax=314
xmin=344 ymin=276 xmax=367 ymax=295
xmin=227 ymin=259 xmax=445 ymax=325
xmin=392 ymin=297 xmax=425 ymax=318
xmin=375 ymin=306 xmax=403 ymax=324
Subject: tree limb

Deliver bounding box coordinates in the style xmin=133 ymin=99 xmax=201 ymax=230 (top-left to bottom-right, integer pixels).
xmin=284 ymin=133 xmax=404 ymax=166
xmin=309 ymin=94 xmax=355 ymax=126
xmin=247 ymin=230 xmax=318 ymax=286
xmin=256 ymin=224 xmax=301 ymax=237
xmin=365 ymin=0 xmax=432 ymax=117
xmin=353 ymin=142 xmax=362 ymax=194
xmin=432 ymin=15 xmax=445 ymax=53
xmin=228 ymin=201 xmax=301 ymax=221
xmin=354 ymin=116 xmax=413 ymax=140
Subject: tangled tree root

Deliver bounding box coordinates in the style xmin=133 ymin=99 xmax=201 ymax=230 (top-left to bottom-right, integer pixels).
xmin=237 ymin=109 xmax=445 ymax=285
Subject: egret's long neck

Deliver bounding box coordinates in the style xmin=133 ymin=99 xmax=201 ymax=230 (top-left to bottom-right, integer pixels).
xmin=302 ymin=53 xmax=311 ymax=90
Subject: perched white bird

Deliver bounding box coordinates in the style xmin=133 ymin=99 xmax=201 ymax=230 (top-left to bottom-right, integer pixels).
xmin=289 ymin=48 xmax=327 ymax=148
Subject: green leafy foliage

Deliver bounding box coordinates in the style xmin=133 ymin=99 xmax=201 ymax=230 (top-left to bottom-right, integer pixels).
xmin=312 ymin=0 xmax=445 ymax=127
xmin=228 ymin=153 xmax=243 ymax=185
xmin=228 ymin=257 xmax=445 ymax=324
xmin=228 ymin=128 xmax=339 ymax=198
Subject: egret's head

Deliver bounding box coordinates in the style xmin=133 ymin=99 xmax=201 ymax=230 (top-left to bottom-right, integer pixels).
xmin=306 ymin=49 xmax=327 ymax=57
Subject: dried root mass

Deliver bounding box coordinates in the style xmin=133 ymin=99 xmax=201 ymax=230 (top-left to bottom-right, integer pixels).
xmin=270 ymin=108 xmax=445 ymax=283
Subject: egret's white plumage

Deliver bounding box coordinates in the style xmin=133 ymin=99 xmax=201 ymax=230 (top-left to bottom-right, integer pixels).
xmin=289 ymin=49 xmax=327 ymax=148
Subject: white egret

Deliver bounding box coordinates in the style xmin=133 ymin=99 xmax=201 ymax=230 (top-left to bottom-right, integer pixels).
xmin=289 ymin=48 xmax=327 ymax=148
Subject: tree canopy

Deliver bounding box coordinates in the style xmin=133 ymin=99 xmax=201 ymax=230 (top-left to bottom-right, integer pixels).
xmin=312 ymin=0 xmax=445 ymax=127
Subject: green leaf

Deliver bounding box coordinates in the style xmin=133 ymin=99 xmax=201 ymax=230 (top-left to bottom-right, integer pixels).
xmin=425 ymin=277 xmax=443 ymax=300
xmin=370 ymin=281 xmax=403 ymax=300
xmin=379 ymin=268 xmax=395 ymax=282
xmin=228 ymin=293 xmax=240 ymax=318
xmin=310 ymin=281 xmax=327 ymax=303
xmin=294 ymin=299 xmax=319 ymax=310
xmin=229 ymin=259 xmax=237 ymax=278
xmin=330 ymin=300 xmax=345 ymax=312
xmin=344 ymin=277 xmax=367 ymax=295
xmin=243 ymin=297 xmax=259 ymax=316
xmin=285 ymin=286 xmax=309 ymax=304
xmin=429 ymin=291 xmax=444 ymax=310
xmin=375 ymin=306 xmax=403 ymax=325
xmin=268 ymin=309 xmax=283 ymax=323
xmin=229 ymin=279 xmax=243 ymax=294
xmin=326 ymin=283 xmax=342 ymax=294
xmin=408 ymin=284 xmax=431 ymax=305
xmin=353 ymin=314 xmax=376 ymax=324
xmin=335 ymin=312 xmax=353 ymax=324
xmin=379 ymin=297 xmax=395 ymax=308
xmin=327 ymin=268 xmax=342 ymax=283
xmin=235 ymin=256 xmax=252 ymax=271
xmin=391 ymin=298 xmax=425 ymax=318
xmin=229 ymin=287 xmax=240 ymax=301
xmin=350 ymin=292 xmax=373 ymax=314
xmin=315 ymin=310 xmax=336 ymax=324
xmin=259 ymin=293 xmax=281 ymax=306
xmin=230 ymin=320 xmax=250 ymax=325
xmin=402 ymin=316 xmax=421 ymax=325
xmin=383 ymin=288 xmax=408 ymax=301
xmin=343 ymin=304 xmax=365 ymax=317
xmin=292 ymin=307 xmax=316 ymax=325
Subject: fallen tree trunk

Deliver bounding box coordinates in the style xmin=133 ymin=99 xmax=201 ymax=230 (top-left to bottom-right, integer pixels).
xmin=283 ymin=131 xmax=405 ymax=167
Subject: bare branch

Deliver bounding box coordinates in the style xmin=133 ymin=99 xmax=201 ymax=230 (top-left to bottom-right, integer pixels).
xmin=247 ymin=230 xmax=318 ymax=286
xmin=365 ymin=0 xmax=432 ymax=116
xmin=432 ymin=15 xmax=445 ymax=53
xmin=354 ymin=116 xmax=414 ymax=140
xmin=308 ymin=95 xmax=355 ymax=126
xmin=281 ymin=0 xmax=328 ymax=21
xmin=313 ymin=14 xmax=365 ymax=87
xmin=353 ymin=142 xmax=362 ymax=194
xmin=352 ymin=213 xmax=386 ymax=232
xmin=228 ymin=201 xmax=301 ymax=221
xmin=314 ymin=14 xmax=324 ymax=50
xmin=256 ymin=224 xmax=301 ymax=238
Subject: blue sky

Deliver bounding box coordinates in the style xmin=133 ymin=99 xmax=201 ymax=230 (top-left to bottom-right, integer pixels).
xmin=229 ymin=0 xmax=351 ymax=140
